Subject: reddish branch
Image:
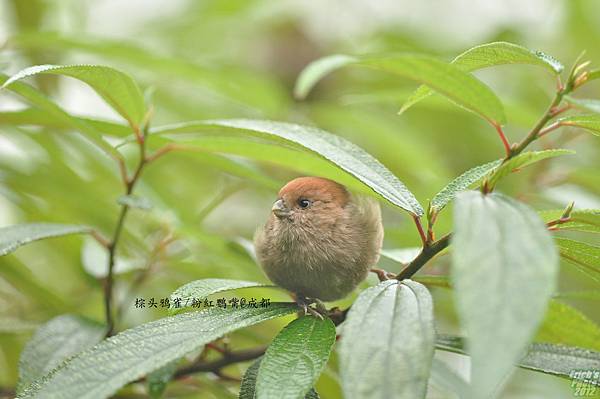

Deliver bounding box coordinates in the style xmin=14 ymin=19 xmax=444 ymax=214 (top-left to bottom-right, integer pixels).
xmin=173 ymin=346 xmax=267 ymax=379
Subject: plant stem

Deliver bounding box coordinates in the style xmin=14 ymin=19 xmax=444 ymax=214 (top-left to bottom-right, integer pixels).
xmin=104 ymin=136 xmax=147 ymax=336
xmin=509 ymin=89 xmax=566 ymax=157
xmin=492 ymin=122 xmax=511 ymax=157
xmin=412 ymin=215 xmax=428 ymax=246
xmin=396 ymin=234 xmax=451 ymax=280
xmin=173 ymin=346 xmax=267 ymax=379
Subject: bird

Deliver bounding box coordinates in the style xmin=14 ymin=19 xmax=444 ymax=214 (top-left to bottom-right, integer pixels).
xmin=254 ymin=176 xmax=384 ymax=306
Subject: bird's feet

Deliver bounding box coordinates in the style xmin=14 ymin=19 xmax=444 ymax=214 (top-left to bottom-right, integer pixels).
xmin=295 ymin=295 xmax=327 ymax=320
xmin=370 ymin=267 xmax=396 ymax=281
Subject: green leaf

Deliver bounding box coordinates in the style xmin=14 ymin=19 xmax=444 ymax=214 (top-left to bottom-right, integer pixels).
xmin=145 ymin=135 xmax=369 ymax=195
xmin=2 ymin=64 xmax=146 ymax=129
xmin=554 ymin=291 xmax=600 ymax=301
xmin=486 ymin=149 xmax=574 ymax=188
xmin=0 ymin=73 xmax=124 ymax=160
xmin=256 ymin=316 xmax=335 ymax=399
xmin=81 ymin=237 xmax=141 ymax=279
xmin=296 ymin=53 xmax=506 ymax=124
xmin=169 ymin=278 xmax=273 ymax=311
xmin=539 ymin=209 xmax=600 ymax=233
xmin=240 ymin=359 xmax=262 ymax=399
xmin=147 ymin=361 xmax=178 ymax=399
xmin=117 ymin=195 xmax=152 ymax=211
xmin=9 ymin=32 xmax=289 ymax=116
xmin=380 ymin=247 xmax=421 ymax=264
xmin=565 ymin=96 xmax=600 ymax=114
xmin=17 ymin=315 xmax=105 ymax=394
xmin=0 ymin=223 xmax=92 ymax=256
xmin=429 ymin=358 xmax=470 ymax=399
xmin=448 ymin=42 xmax=563 ymax=73
xmin=435 ymin=335 xmax=600 ymax=379
xmin=451 ymin=191 xmax=559 ymax=398
xmin=240 ymin=359 xmax=319 ymax=399
xmin=430 ymin=159 xmax=502 ymax=212
xmin=364 ymin=55 xmax=507 ymax=124
xmin=554 ymin=238 xmax=600 ymax=283
xmin=20 ymin=303 xmax=297 ymax=399
xmin=536 ymin=300 xmax=600 ymax=351
xmin=0 ymin=317 xmax=39 ymax=333
xmin=339 ymin=280 xmax=434 ymax=399
xmin=0 ymin=108 xmax=132 ymax=136
xmin=521 ymin=343 xmax=600 ymax=378
xmin=151 ymin=119 xmax=424 ymax=216
xmin=294 ymin=54 xmax=356 ymax=100
xmin=558 ymin=114 xmax=600 ymax=137
xmin=400 ymin=42 xmax=563 ymax=114
xmin=587 ymin=69 xmax=600 ymax=83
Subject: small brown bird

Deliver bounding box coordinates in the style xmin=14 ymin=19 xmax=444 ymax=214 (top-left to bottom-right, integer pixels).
xmin=254 ymin=176 xmax=384 ymax=303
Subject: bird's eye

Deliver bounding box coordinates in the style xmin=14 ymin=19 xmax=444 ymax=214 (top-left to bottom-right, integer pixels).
xmin=297 ymin=198 xmax=311 ymax=209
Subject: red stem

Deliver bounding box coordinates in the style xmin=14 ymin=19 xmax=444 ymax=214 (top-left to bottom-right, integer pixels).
xmin=413 ymin=216 xmax=428 ymax=246
xmin=492 ymin=122 xmax=511 ymax=157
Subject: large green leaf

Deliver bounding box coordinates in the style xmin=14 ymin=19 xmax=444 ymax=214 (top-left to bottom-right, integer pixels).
xmin=537 ymin=300 xmax=600 ymax=351
xmin=151 ymin=119 xmax=424 ymax=215
xmin=0 ymin=223 xmax=92 ymax=256
xmin=17 ymin=315 xmax=105 ymax=394
xmin=554 ymin=238 xmax=600 ymax=283
xmin=0 ymin=73 xmax=123 ymax=159
xmin=339 ymin=280 xmax=434 ymax=399
xmin=3 ymin=64 xmax=146 ymax=129
xmin=539 ymin=209 xmax=600 ymax=233
xmin=430 ymin=159 xmax=502 ymax=212
xmin=451 ymin=191 xmax=559 ymax=398
xmin=296 ymin=54 xmax=506 ymax=124
xmin=169 ymin=278 xmax=273 ymax=311
xmin=240 ymin=359 xmax=319 ymax=399
xmin=145 ymin=135 xmax=371 ymax=196
xmin=558 ymin=114 xmax=600 ymax=137
xmin=400 ymin=42 xmax=563 ymax=114
xmin=20 ymin=304 xmax=297 ymax=399
xmin=256 ymin=316 xmax=335 ymax=399
xmin=485 ymin=149 xmax=574 ymax=189
xmin=435 ymin=335 xmax=600 ymax=379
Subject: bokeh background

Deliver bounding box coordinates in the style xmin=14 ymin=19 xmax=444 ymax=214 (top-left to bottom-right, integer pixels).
xmin=1 ymin=0 xmax=599 ymax=398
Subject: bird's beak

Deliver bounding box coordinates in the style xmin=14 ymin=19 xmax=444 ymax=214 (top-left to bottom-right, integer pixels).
xmin=272 ymin=199 xmax=290 ymax=219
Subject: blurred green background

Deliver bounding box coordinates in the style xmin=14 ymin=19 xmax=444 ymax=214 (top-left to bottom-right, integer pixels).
xmin=0 ymin=0 xmax=599 ymax=398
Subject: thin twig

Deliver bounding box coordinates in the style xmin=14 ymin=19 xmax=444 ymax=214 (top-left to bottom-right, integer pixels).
xmin=173 ymin=346 xmax=267 ymax=379
xmin=412 ymin=216 xmax=428 ymax=246
xmin=537 ymin=121 xmax=564 ymax=138
xmin=104 ymin=129 xmax=148 ymax=337
xmin=491 ymin=122 xmax=511 ymax=157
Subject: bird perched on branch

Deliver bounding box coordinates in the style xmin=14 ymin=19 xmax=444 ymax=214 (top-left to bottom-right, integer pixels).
xmin=254 ymin=177 xmax=384 ymax=307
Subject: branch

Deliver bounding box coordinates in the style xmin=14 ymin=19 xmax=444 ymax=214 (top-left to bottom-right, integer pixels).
xmin=396 ymin=234 xmax=451 ymax=281
xmin=173 ymin=346 xmax=267 ymax=379
xmin=509 ymin=89 xmax=566 ymax=157
xmin=104 ymin=132 xmax=148 ymax=337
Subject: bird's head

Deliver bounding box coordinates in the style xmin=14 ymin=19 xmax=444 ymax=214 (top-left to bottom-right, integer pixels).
xmin=271 ymin=177 xmax=349 ymax=225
